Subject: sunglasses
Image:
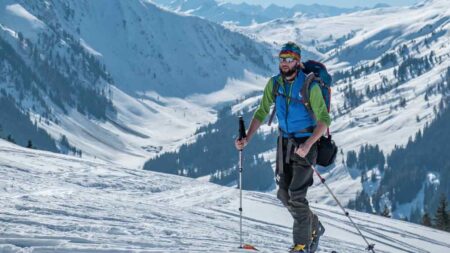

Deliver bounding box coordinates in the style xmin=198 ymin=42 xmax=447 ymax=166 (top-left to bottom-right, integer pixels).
xmin=279 ymin=57 xmax=297 ymax=63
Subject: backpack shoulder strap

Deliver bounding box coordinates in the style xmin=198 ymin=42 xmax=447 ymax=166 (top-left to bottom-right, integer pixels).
xmin=268 ymin=75 xmax=281 ymax=126
xmin=271 ymin=75 xmax=281 ymax=97
xmin=301 ymin=73 xmax=317 ymax=112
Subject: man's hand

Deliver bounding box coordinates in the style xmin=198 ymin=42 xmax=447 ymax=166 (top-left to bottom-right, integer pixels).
xmin=235 ymin=137 xmax=248 ymax=150
xmin=295 ymin=121 xmax=328 ymax=158
xmin=234 ymin=118 xmax=262 ymax=151
xmin=295 ymin=142 xmax=312 ymax=158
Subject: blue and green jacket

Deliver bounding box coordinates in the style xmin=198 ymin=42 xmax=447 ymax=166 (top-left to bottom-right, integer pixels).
xmin=254 ymin=71 xmax=331 ymax=138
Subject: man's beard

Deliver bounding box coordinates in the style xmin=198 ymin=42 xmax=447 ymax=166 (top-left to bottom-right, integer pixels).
xmin=279 ymin=66 xmax=297 ymax=79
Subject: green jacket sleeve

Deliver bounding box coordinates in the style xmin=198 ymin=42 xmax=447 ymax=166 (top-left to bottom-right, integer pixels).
xmin=253 ymin=78 xmax=275 ymax=122
xmin=310 ymin=84 xmax=331 ymax=127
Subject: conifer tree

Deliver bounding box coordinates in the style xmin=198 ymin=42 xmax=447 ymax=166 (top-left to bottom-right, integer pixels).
xmin=434 ymin=194 xmax=449 ymax=231
xmin=422 ymin=212 xmax=432 ymax=227
xmin=381 ymin=204 xmax=391 ymax=218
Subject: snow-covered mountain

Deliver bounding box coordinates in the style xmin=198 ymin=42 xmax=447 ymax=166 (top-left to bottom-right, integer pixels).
xmin=147 ymin=0 xmax=450 ymax=222
xmin=0 ymin=0 xmax=273 ymax=97
xmin=0 ymin=0 xmax=275 ymax=167
xmin=1 ymin=139 xmax=449 ymax=252
xmin=236 ymin=0 xmax=449 ymax=62
xmin=152 ymin=0 xmax=373 ymax=26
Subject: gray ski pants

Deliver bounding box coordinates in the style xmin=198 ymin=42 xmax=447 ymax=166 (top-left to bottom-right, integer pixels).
xmin=276 ymin=136 xmax=319 ymax=246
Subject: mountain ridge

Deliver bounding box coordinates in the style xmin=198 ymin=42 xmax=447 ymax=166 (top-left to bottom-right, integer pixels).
xmin=153 ymin=0 xmax=377 ymax=26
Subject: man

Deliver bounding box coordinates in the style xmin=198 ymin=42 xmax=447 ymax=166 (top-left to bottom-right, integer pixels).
xmin=235 ymin=42 xmax=330 ymax=252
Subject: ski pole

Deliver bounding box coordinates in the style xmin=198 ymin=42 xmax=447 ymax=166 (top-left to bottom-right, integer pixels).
xmin=310 ymin=164 xmax=376 ymax=253
xmin=236 ymin=117 xmax=259 ymax=251
xmin=238 ymin=116 xmax=246 ymax=249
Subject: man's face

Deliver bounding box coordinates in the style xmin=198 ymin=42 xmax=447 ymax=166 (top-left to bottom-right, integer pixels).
xmin=279 ymin=56 xmax=299 ymax=76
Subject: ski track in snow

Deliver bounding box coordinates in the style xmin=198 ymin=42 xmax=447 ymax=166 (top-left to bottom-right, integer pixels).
xmin=1 ymin=141 xmax=450 ymax=253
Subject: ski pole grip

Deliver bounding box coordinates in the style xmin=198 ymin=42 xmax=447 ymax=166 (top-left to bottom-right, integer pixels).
xmin=238 ymin=116 xmax=247 ymax=140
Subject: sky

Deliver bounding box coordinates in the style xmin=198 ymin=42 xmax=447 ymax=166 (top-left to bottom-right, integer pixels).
xmin=220 ymin=0 xmax=419 ymax=8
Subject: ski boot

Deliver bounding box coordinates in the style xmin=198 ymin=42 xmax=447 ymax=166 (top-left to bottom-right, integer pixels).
xmin=289 ymin=244 xmax=309 ymax=252
xmin=309 ymin=220 xmax=325 ymax=253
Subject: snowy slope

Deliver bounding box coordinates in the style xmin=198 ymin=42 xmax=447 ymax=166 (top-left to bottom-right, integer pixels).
xmin=24 ymin=71 xmax=267 ymax=169
xmin=1 ymin=140 xmax=449 ymax=253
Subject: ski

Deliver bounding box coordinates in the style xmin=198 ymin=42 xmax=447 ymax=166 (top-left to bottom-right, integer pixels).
xmin=239 ymin=244 xmax=259 ymax=251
